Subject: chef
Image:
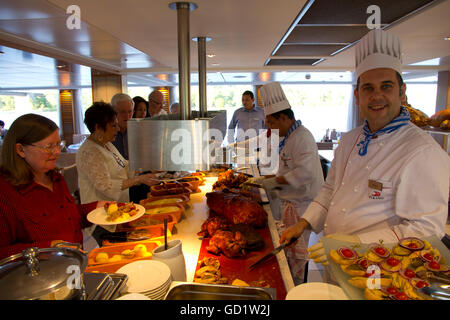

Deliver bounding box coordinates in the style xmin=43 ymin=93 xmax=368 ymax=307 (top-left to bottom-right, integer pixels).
xmin=255 ymin=82 xmax=324 ymax=284
xmin=280 ymin=29 xmax=450 ymax=272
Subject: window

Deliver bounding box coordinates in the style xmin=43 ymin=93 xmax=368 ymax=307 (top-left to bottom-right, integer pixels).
xmin=0 ymin=89 xmax=60 ymax=131
xmin=128 ymin=86 xmax=151 ymax=101
xmin=404 ymin=82 xmax=438 ymax=117
xmin=282 ymin=84 xmax=353 ymax=141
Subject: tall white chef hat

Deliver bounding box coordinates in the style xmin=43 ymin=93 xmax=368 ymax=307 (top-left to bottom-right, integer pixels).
xmin=260 ymin=82 xmax=291 ymax=116
xmin=355 ymin=29 xmax=402 ymax=78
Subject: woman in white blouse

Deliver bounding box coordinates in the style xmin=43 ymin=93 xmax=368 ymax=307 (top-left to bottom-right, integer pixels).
xmin=76 ymin=102 xmax=158 ymax=205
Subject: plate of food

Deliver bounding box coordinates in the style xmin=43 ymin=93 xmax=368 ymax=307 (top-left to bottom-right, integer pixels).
xmin=153 ymin=171 xmax=191 ymax=182
xmin=321 ymin=236 xmax=450 ymax=300
xmin=87 ymin=202 xmax=145 ymax=225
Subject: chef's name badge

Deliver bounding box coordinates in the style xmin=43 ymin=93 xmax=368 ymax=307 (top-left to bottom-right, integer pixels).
xmin=368 ymin=179 xmax=382 ymax=191
xmin=368 ymin=179 xmax=384 ymax=200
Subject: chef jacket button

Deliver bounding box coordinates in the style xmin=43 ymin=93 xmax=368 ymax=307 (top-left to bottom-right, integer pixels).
xmin=341 ymin=182 xmax=345 ymax=186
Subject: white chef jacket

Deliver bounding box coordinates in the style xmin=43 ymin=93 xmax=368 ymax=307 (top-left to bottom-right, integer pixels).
xmin=302 ymin=122 xmax=449 ymax=244
xmin=277 ymin=125 xmax=324 ymax=209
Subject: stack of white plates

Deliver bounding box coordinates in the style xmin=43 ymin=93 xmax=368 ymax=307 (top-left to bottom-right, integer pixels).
xmin=117 ymin=260 xmax=172 ymax=300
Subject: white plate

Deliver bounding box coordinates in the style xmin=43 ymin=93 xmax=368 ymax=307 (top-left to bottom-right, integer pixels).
xmin=117 ymin=260 xmax=171 ymax=293
xmin=285 ymin=282 xmax=349 ymax=300
xmin=87 ymin=204 xmax=145 ymax=226
xmin=115 ymin=293 xmax=151 ymax=300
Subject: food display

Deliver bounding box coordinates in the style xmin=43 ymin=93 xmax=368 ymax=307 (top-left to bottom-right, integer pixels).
xmin=86 ymin=241 xmax=162 ymax=273
xmin=194 ymin=257 xmax=228 ymax=284
xmin=205 ymin=190 xmax=267 ymax=228
xmin=206 ymin=230 xmax=247 ymax=258
xmin=150 ymin=182 xmax=193 ymax=196
xmin=404 ymin=105 xmax=430 ymax=127
xmin=324 ymin=236 xmax=449 ymax=300
xmin=212 ymin=169 xmax=249 ymax=191
xmin=141 ymin=194 xmax=190 ymax=209
xmin=145 ymin=206 xmax=181 ymax=215
xmin=429 ymin=108 xmax=450 ymax=128
xmin=154 ymin=171 xmax=190 ymax=181
xmin=104 ymin=202 xmax=138 ymax=222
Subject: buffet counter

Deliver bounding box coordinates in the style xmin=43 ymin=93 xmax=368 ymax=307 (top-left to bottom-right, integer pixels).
xmin=171 ymin=164 xmax=295 ymax=293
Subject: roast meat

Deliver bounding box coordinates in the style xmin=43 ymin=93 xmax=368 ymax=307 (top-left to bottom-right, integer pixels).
xmin=206 ymin=190 xmax=267 ymax=228
xmin=197 ymin=216 xmax=232 ymax=237
xmin=206 ymin=230 xmax=246 ymax=258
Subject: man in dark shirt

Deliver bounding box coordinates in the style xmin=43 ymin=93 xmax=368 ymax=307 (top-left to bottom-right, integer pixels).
xmin=110 ymin=93 xmax=134 ymax=159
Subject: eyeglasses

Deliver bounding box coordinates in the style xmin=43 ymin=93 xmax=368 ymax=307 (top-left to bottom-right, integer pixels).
xmin=28 ymin=141 xmax=65 ymax=154
xmin=150 ymin=99 xmax=163 ymax=106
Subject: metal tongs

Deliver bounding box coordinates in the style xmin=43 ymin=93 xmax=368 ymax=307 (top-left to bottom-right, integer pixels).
xmin=416 ymin=270 xmax=450 ymax=300
xmin=418 ymin=285 xmax=450 ymax=300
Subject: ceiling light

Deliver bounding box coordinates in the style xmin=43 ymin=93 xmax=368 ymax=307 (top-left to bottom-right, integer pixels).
xmin=207 ymin=54 xmax=215 ymax=58
xmin=212 ymin=63 xmax=220 ymax=66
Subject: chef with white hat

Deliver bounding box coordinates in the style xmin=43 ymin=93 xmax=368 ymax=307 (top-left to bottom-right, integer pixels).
xmin=280 ymin=29 xmax=450 ymax=273
xmin=258 ymin=81 xmax=324 ymax=284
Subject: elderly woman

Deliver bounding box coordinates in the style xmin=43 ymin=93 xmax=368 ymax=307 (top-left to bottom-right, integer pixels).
xmin=0 ymin=114 xmax=104 ymax=259
xmin=76 ymin=101 xmax=157 ymax=204
xmin=132 ymin=96 xmax=148 ymax=119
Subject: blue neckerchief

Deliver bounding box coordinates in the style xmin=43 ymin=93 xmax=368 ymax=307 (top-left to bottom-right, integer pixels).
xmin=279 ymin=119 xmax=302 ymax=154
xmin=357 ymin=107 xmax=410 ymax=156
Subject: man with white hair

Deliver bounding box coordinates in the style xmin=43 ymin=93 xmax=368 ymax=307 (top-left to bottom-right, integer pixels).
xmin=280 ymin=29 xmax=449 ymax=275
xmin=110 ymin=93 xmax=134 ymax=160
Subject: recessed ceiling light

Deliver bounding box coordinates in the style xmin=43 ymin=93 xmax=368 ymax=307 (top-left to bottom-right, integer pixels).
xmin=57 ymin=65 xmax=65 ymax=68
xmin=207 ymin=54 xmax=216 ymax=58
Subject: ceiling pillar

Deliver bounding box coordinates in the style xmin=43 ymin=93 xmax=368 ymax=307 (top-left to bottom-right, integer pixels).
xmin=91 ymin=70 xmax=126 ymax=104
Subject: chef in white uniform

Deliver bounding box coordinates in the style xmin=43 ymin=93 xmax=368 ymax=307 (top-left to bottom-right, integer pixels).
xmin=280 ymin=29 xmax=450 ymax=270
xmin=258 ymin=82 xmax=324 ymax=284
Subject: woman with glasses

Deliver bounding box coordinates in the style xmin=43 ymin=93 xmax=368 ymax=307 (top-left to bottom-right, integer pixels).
xmin=0 ymin=114 xmax=106 ymax=259
xmin=76 ymin=102 xmax=158 ymax=205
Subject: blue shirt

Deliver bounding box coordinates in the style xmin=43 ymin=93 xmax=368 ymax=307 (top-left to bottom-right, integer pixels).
xmin=227 ymin=105 xmax=266 ymax=143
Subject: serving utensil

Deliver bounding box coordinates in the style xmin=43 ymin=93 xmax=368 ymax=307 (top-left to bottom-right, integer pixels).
xmin=249 ymin=235 xmax=300 ymax=269
xmin=164 ymin=218 xmax=168 ymax=250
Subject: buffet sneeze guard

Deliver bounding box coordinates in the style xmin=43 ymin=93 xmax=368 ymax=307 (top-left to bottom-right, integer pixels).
xmin=127 ymin=111 xmax=227 ymax=172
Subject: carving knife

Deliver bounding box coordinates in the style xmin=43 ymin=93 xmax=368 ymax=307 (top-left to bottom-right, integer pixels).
xmin=249 ymin=235 xmax=299 ymax=269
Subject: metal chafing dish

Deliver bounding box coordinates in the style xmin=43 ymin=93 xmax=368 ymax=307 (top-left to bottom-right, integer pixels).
xmin=0 ymin=244 xmax=87 ymax=300
xmin=165 ymin=282 xmax=275 ymax=300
